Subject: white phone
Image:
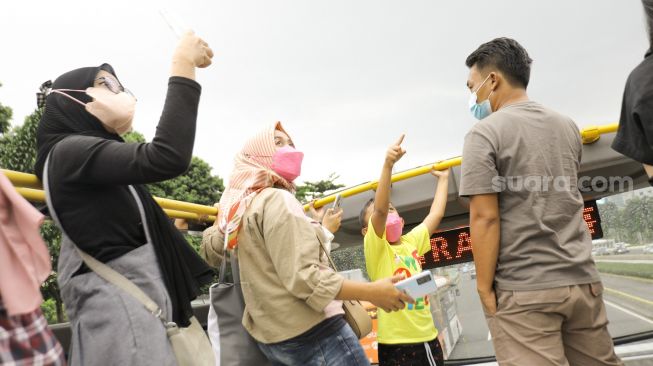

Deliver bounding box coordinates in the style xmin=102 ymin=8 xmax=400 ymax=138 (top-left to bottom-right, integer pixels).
xmin=158 ymin=9 xmax=190 ymax=39
xmin=395 ymin=271 xmax=442 ymax=299
xmin=332 ymin=194 xmax=343 ymax=211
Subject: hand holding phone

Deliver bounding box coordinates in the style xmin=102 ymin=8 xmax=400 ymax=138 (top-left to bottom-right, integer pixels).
xmin=394 ymin=271 xmax=441 ymax=299
xmin=322 ymin=205 xmax=343 ymax=233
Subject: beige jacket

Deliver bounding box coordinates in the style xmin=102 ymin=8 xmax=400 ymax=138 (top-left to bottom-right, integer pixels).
xmin=201 ymin=188 xmax=344 ymax=343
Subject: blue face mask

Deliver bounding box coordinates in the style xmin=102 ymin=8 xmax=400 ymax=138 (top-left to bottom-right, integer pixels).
xmin=468 ymin=75 xmax=494 ymax=120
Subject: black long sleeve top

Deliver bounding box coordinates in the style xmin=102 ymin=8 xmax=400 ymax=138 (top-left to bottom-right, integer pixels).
xmin=47 ymin=77 xmax=201 ymax=263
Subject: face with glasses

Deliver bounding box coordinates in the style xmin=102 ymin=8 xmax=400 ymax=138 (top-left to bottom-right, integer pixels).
xmin=94 ymin=70 xmax=135 ymax=98
xmin=93 ymin=70 xmax=136 ymax=134
xmin=49 ymin=69 xmax=137 ymax=135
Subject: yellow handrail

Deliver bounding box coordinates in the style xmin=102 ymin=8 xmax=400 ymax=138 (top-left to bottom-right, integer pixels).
xmin=3 ymin=170 xmax=42 ymax=189
xmin=305 ymin=157 xmax=463 ymax=210
xmin=153 ymin=197 xmax=217 ymax=216
xmin=1 ymin=122 xmax=619 ymax=222
xmin=14 ymin=187 xmax=45 ymax=202
xmin=162 ymin=208 xmax=217 ymax=222
xmin=580 ymin=123 xmax=619 ymax=144
xmin=305 ymin=122 xmax=618 ymax=210
xmin=1 ymin=169 xmax=220 ymax=219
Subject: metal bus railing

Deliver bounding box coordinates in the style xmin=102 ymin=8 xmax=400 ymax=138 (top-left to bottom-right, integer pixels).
xmin=304 ymin=122 xmax=618 ymax=209
xmin=1 ymin=123 xmax=619 ymax=221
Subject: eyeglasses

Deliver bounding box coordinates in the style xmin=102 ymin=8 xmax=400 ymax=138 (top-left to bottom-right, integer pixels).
xmin=95 ymin=76 xmax=136 ymax=100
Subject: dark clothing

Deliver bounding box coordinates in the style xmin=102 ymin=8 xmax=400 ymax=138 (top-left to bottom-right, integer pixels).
xmin=612 ymin=49 xmax=653 ymax=165
xmin=35 ymin=65 xmax=213 ymax=327
xmin=34 ymin=64 xmax=119 ymax=178
xmin=378 ymin=338 xmax=444 ymax=366
xmin=45 ymin=77 xmax=200 ymax=263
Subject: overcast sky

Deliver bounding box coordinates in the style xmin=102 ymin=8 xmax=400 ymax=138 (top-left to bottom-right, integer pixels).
xmin=0 ymin=0 xmax=648 ymax=187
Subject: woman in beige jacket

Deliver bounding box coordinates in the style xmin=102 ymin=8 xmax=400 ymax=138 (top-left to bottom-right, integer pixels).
xmin=202 ymin=122 xmax=413 ymax=366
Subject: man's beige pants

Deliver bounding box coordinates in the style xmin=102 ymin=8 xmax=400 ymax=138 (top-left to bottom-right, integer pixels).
xmin=487 ymin=283 xmax=623 ymax=366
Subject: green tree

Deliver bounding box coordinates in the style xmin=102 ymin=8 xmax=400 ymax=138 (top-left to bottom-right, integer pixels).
xmin=0 ymin=109 xmax=41 ymax=172
xmin=124 ymin=130 xmax=224 ymax=206
xmin=600 ymin=194 xmax=653 ymax=245
xmin=0 ymin=82 xmax=12 ymax=135
xmin=40 ymin=222 xmax=65 ymax=323
xmin=295 ymin=173 xmax=345 ymax=204
xmin=598 ymin=201 xmax=624 ymax=242
xmin=123 ymin=130 xmax=146 ymax=143
xmin=624 ymin=196 xmax=653 ymax=244
xmin=40 ymin=299 xmax=58 ymax=324
xmin=148 ymin=156 xmax=223 ymax=206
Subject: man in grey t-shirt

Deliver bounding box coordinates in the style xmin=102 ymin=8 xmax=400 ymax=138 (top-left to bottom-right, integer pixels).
xmin=460 ymin=38 xmax=621 ymax=366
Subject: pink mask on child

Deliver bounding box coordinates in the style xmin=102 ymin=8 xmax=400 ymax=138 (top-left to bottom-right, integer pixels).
xmin=385 ymin=212 xmax=403 ymax=243
xmin=271 ymin=146 xmax=304 ymax=182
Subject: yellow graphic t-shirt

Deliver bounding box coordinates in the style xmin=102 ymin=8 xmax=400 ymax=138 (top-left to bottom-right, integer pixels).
xmin=364 ymin=217 xmax=438 ymax=344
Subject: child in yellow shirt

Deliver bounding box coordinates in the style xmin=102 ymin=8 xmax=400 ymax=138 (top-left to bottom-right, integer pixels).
xmin=360 ymin=135 xmax=449 ymax=366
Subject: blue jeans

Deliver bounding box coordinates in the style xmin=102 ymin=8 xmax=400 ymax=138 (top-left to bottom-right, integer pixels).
xmin=257 ymin=316 xmax=370 ymax=366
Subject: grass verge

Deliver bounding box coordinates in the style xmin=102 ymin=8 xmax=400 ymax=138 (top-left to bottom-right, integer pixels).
xmin=596 ymin=262 xmax=653 ymax=280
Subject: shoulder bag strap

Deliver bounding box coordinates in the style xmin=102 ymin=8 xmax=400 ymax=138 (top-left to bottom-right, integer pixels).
xmin=314 ymin=226 xmax=339 ymax=272
xmin=42 ymin=152 xmax=166 ymax=322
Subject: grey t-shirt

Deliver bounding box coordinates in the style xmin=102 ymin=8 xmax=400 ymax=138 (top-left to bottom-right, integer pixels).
xmin=460 ymin=101 xmax=600 ymax=291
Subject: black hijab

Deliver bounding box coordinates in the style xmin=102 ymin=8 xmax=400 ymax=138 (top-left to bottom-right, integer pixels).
xmin=35 ymin=63 xmax=118 ymax=177
xmin=35 ymin=64 xmax=213 ymax=327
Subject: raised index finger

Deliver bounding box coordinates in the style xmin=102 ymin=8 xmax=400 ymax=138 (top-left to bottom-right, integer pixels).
xmin=395 ymin=134 xmax=405 ymax=146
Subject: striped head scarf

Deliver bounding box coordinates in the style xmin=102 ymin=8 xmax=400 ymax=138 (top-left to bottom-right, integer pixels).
xmin=218 ymin=122 xmax=296 ymax=249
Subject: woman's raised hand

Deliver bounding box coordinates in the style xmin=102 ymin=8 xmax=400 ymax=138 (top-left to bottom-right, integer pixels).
xmin=171 ymin=31 xmax=214 ymax=79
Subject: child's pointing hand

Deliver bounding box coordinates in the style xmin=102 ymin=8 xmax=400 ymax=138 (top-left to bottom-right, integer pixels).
xmin=385 ymin=134 xmax=406 ymax=167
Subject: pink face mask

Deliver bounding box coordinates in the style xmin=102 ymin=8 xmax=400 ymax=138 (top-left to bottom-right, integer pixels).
xmin=271 ymin=146 xmax=304 ymax=182
xmin=386 ymin=212 xmax=404 ymax=243
xmin=50 ymin=87 xmax=136 ymax=135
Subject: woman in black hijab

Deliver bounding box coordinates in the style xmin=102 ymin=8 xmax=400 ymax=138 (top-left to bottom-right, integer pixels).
xmin=35 ymin=33 xmax=214 ymax=366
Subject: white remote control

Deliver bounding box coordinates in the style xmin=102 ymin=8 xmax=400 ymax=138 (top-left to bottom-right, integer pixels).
xmin=394 ymin=271 xmax=444 ymax=299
